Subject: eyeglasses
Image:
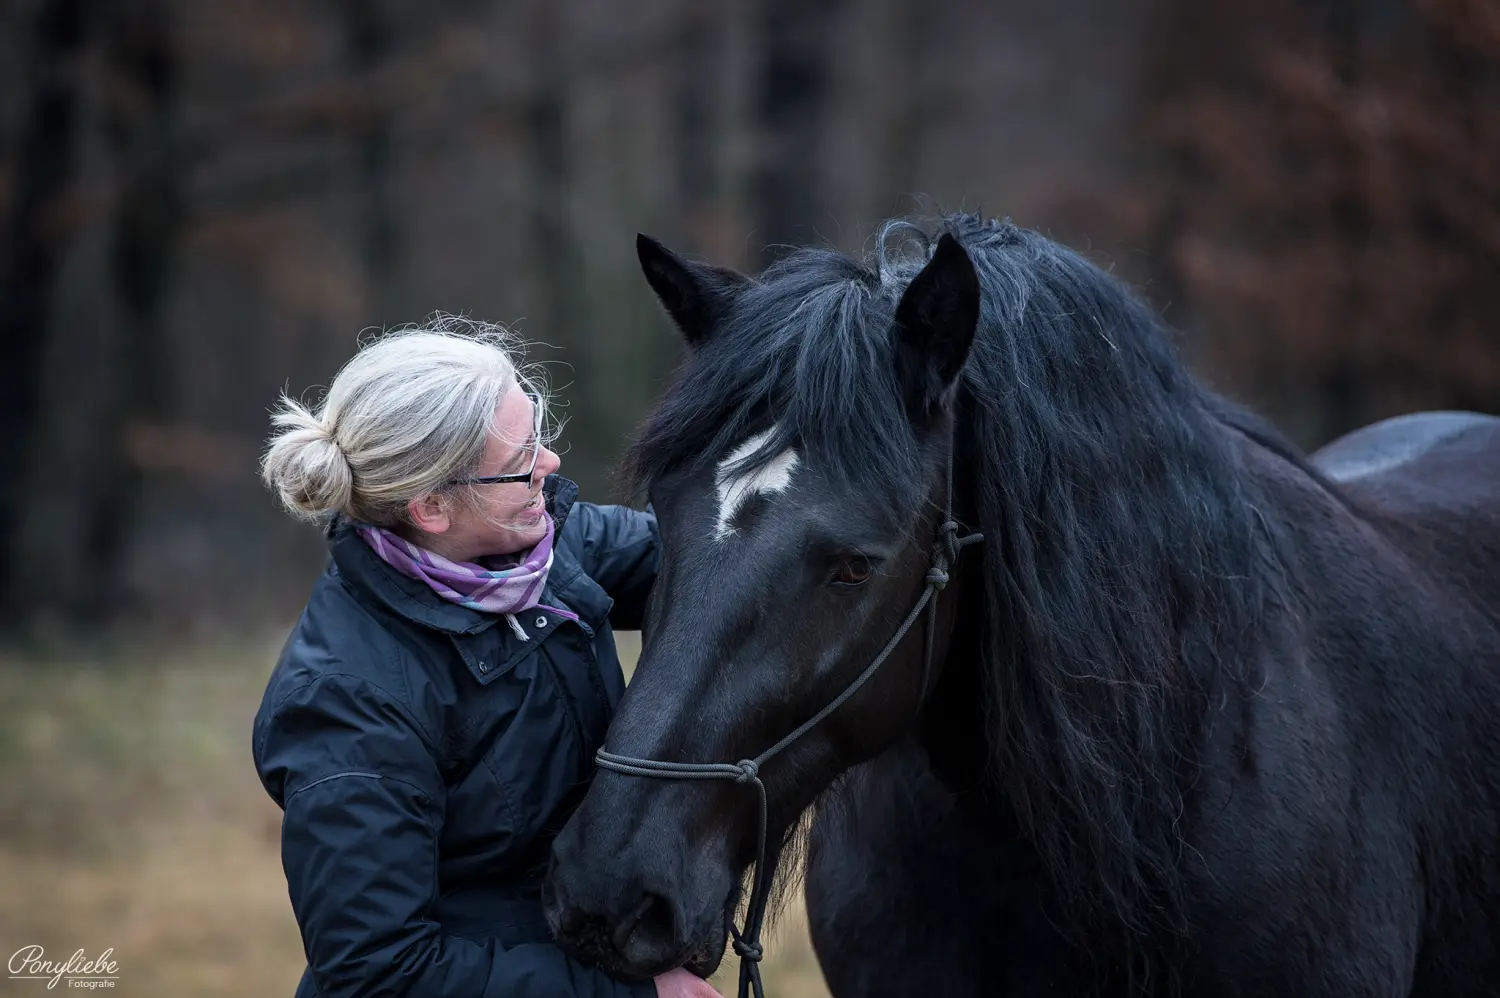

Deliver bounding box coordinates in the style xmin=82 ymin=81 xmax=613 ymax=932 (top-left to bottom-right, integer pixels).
xmin=447 ymin=393 xmax=545 ymax=487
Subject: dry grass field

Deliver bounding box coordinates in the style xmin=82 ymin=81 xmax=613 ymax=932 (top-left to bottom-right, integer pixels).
xmin=0 ymin=634 xmax=830 ymax=997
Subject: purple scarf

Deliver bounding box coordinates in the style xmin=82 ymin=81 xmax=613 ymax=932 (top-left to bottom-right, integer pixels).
xmin=354 ymin=515 xmax=578 ymax=638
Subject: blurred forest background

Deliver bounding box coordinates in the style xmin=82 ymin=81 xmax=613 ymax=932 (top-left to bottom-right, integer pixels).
xmin=0 ymin=0 xmax=1496 ymax=994
xmin=2 ymin=0 xmax=1497 ymax=636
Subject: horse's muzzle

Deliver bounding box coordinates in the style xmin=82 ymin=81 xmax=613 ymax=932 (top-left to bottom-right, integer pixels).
xmin=544 ymin=813 xmax=731 ymax=981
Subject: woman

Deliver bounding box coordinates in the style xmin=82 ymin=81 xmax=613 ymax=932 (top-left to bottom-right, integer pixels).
xmin=253 ymin=324 xmax=721 ymax=998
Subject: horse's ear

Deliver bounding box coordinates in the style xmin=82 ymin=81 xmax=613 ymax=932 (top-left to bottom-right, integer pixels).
xmin=892 ymin=233 xmax=980 ymax=420
xmin=636 ymin=234 xmax=749 ymax=347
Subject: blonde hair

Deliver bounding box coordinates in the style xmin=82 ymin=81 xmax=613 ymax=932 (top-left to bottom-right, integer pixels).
xmin=261 ymin=318 xmax=541 ymax=526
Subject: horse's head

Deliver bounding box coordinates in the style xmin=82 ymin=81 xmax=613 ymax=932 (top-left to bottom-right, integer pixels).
xmin=545 ymin=229 xmax=981 ymax=979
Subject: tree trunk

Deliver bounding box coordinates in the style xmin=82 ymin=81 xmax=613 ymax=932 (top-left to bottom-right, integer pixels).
xmin=524 ymin=0 xmax=575 ymax=340
xmin=675 ymin=4 xmax=716 ymax=247
xmin=345 ymin=0 xmax=400 ymax=325
xmin=880 ymin=0 xmax=937 ymax=213
xmin=80 ymin=0 xmax=185 ymax=623
xmin=0 ymin=0 xmax=89 ymax=627
xmin=751 ymin=0 xmax=840 ymax=269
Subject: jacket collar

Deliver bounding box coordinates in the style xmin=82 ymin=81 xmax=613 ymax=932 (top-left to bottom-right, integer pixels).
xmin=327 ymin=475 xmax=579 ymax=635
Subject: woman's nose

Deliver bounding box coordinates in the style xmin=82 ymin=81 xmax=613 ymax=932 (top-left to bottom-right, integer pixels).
xmin=539 ymin=444 xmax=562 ymax=477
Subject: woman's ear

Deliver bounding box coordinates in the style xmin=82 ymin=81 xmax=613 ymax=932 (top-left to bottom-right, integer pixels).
xmin=406 ymin=493 xmax=453 ymax=535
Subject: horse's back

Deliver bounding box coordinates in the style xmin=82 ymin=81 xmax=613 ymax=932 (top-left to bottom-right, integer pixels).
xmin=1314 ymin=409 xmax=1500 ymax=496
xmin=1313 ymin=410 xmax=1500 ymax=567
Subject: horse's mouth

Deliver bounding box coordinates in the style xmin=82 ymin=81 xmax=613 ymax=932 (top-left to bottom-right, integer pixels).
xmin=684 ymin=940 xmax=726 ymax=978
xmin=557 ymin=921 xmax=726 ymax=983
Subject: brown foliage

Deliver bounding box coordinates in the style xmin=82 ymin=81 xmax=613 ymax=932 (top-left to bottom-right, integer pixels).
xmin=1142 ymin=0 xmax=1500 ymax=439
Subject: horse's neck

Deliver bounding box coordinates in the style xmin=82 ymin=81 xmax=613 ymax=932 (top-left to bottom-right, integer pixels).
xmin=916 ymin=579 xmax=991 ymax=796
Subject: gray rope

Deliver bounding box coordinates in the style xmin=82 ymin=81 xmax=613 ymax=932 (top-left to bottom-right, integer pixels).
xmin=595 ymin=454 xmax=982 ymax=998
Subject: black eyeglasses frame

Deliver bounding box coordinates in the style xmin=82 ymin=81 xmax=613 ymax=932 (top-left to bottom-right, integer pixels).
xmin=445 ymin=393 xmax=545 ymax=487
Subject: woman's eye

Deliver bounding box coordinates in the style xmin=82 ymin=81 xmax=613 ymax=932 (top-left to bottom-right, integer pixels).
xmin=831 ymin=556 xmax=873 ymax=588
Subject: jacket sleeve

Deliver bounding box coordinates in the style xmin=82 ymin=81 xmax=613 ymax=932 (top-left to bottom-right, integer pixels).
xmin=255 ymin=674 xmax=654 ymax=998
xmin=564 ymin=503 xmax=660 ymax=630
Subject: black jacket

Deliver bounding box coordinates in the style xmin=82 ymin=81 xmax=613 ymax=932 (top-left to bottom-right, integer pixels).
xmin=253 ymin=477 xmax=658 ymax=998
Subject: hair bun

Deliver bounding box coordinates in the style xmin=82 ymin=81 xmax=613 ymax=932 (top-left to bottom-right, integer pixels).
xmin=260 ymin=401 xmax=355 ymax=520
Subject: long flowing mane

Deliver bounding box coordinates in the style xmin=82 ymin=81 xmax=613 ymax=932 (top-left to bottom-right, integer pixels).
xmin=628 ymin=215 xmax=1302 ymax=946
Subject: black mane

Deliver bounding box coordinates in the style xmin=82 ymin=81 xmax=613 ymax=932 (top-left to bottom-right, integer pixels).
xmin=629 ymin=214 xmax=1296 ymax=942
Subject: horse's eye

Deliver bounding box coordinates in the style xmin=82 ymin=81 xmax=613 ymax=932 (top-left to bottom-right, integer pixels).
xmin=831 ymin=556 xmax=873 ymax=588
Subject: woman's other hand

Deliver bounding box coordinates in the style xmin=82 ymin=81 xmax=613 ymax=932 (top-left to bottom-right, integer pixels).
xmin=654 ymin=967 xmax=725 ymax=998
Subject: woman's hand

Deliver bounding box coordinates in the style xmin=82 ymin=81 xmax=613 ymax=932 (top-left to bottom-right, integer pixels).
xmin=654 ymin=967 xmax=725 ymax=998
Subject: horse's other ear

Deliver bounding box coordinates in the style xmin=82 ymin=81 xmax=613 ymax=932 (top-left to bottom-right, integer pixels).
xmin=636 ymin=234 xmax=749 ymax=347
xmin=892 ymin=232 xmax=980 ymax=420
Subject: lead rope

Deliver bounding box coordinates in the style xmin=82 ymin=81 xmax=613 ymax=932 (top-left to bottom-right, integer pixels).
xmin=595 ymin=452 xmax=982 ymax=998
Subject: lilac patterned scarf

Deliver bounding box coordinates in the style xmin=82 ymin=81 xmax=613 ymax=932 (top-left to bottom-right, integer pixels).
xmin=354 ymin=514 xmax=578 ymax=638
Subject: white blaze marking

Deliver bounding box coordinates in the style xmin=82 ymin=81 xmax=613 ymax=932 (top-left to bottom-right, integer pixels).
xmin=714 ymin=428 xmax=799 ymax=540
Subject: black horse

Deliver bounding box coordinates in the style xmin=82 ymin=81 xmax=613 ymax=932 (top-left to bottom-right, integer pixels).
xmin=545 ymin=214 xmax=1500 ymax=996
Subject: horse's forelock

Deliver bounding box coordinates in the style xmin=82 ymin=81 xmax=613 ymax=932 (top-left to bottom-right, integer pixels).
xmin=624 ymin=238 xmax=933 ymax=516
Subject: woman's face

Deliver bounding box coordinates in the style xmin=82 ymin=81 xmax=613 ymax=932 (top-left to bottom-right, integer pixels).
xmin=409 ymin=387 xmax=562 ymax=560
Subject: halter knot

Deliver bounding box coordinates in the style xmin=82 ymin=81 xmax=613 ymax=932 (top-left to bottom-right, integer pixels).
xmin=938 ymin=519 xmax=964 ymax=560
xmin=734 ymin=759 xmax=759 ymax=784
xmin=926 ymin=567 xmax=950 ymax=589
xmin=731 ymin=938 xmax=764 ymax=962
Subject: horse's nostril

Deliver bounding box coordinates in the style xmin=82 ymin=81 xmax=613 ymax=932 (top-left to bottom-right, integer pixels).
xmin=558 ymin=906 xmax=584 ymax=937
xmin=611 ymin=891 xmax=677 ymax=957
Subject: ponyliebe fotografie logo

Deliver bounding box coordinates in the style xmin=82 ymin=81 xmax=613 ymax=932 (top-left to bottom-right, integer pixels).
xmin=8 ymin=945 xmax=118 ymax=989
